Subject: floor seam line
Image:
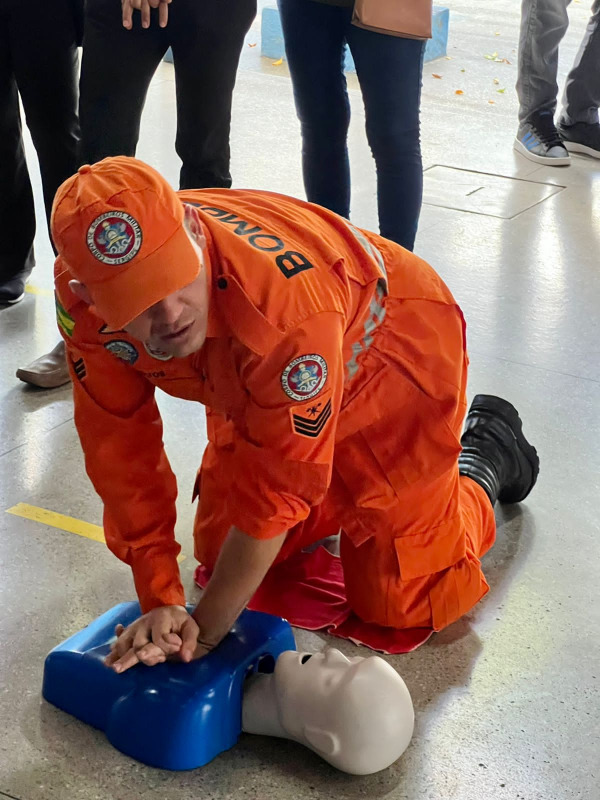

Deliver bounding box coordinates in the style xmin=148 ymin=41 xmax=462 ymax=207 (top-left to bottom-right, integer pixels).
xmin=0 ymin=415 xmax=74 ymax=460
xmin=468 ymin=351 xmax=600 ymax=385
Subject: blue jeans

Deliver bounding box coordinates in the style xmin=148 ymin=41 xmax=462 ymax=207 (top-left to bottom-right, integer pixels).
xmin=278 ymin=0 xmax=425 ymax=251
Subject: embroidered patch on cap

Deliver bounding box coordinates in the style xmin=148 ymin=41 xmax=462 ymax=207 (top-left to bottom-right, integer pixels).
xmin=104 ymin=340 xmax=139 ymax=365
xmin=281 ymin=354 xmax=328 ymax=401
xmin=144 ymin=342 xmax=173 ymax=361
xmin=87 ymin=211 xmax=142 ymax=265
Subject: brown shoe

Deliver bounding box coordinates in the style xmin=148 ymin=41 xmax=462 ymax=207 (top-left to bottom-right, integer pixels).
xmin=16 ymin=340 xmax=71 ymax=389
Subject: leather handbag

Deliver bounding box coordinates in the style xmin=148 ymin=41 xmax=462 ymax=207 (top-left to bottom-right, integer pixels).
xmin=352 ymin=0 xmax=433 ymax=40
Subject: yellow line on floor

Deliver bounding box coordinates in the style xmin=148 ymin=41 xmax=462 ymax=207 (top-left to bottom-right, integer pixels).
xmin=5 ymin=503 xmax=186 ymax=562
xmin=25 ymin=283 xmax=54 ymax=298
xmin=7 ymin=502 xmax=106 ymax=541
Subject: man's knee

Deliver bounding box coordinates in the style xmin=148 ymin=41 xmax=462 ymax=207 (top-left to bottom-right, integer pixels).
xmin=340 ymin=525 xmax=491 ymax=631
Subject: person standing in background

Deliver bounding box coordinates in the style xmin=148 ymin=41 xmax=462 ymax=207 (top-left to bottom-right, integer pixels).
xmin=278 ymin=0 xmax=426 ymax=251
xmin=79 ymin=0 xmax=256 ymax=187
xmin=18 ymin=0 xmax=256 ymax=389
xmin=1 ymin=0 xmax=80 ymax=387
xmin=514 ymin=0 xmax=600 ymax=165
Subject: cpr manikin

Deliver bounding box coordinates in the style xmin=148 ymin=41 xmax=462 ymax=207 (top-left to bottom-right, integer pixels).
xmin=242 ymin=648 xmax=414 ymax=775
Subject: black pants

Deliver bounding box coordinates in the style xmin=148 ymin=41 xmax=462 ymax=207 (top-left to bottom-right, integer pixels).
xmin=0 ymin=0 xmax=80 ymax=283
xmin=80 ymin=0 xmax=256 ymax=190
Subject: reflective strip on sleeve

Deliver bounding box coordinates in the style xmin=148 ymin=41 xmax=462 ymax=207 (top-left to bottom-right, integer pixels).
xmin=345 ymin=280 xmax=387 ymax=381
xmin=343 ymin=220 xmax=388 ymax=288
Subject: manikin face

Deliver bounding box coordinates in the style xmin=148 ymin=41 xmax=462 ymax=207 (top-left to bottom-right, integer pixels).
xmin=273 ymin=649 xmax=414 ymax=775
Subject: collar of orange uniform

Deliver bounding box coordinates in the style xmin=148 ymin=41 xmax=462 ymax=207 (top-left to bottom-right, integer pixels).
xmin=199 ymin=220 xmax=227 ymax=339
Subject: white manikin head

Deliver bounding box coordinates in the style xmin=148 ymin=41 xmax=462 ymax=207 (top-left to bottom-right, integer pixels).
xmin=242 ymin=648 xmax=414 ymax=775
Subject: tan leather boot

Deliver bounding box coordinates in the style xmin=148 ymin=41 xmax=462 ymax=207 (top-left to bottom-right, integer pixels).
xmin=16 ymin=340 xmax=71 ymax=389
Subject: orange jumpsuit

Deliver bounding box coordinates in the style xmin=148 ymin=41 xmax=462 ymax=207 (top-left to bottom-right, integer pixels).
xmin=55 ymin=189 xmax=496 ymax=631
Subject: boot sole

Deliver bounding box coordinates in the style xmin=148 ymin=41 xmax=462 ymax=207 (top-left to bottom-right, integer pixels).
xmin=513 ymin=138 xmax=571 ymax=166
xmin=469 ymin=394 xmax=540 ymax=503
xmin=0 ymin=293 xmax=25 ymax=305
xmin=562 ymin=140 xmax=600 ymax=159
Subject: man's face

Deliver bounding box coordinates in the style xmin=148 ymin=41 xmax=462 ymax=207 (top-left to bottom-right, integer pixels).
xmin=123 ymin=232 xmax=209 ymax=358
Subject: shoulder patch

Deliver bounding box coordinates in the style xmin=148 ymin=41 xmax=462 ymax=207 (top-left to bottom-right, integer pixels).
xmin=56 ymin=297 xmax=75 ymax=338
xmin=281 ymin=354 xmax=327 ymax=401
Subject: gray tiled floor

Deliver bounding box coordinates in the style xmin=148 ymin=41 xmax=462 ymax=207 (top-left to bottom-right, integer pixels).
xmin=1 ymin=1 xmax=599 ymax=798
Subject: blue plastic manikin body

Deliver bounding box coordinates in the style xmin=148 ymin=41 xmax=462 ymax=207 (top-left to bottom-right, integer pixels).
xmin=42 ymin=602 xmax=295 ymax=770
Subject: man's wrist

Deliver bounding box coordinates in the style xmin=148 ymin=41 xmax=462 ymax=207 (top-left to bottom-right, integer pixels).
xmin=191 ymin=598 xmax=235 ymax=647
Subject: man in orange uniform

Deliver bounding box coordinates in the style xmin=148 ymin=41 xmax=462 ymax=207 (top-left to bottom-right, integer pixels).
xmin=52 ymin=157 xmax=539 ymax=672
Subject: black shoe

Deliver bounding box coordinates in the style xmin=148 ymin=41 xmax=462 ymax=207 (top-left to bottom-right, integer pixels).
xmin=458 ymin=395 xmax=539 ymax=505
xmin=557 ymin=120 xmax=600 ymax=159
xmin=0 ymin=274 xmax=27 ymax=305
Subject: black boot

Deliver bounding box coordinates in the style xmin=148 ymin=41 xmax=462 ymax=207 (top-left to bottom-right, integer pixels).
xmin=458 ymin=395 xmax=539 ymax=505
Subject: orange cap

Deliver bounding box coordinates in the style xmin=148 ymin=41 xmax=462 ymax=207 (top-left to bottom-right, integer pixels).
xmin=51 ymin=156 xmax=201 ymax=329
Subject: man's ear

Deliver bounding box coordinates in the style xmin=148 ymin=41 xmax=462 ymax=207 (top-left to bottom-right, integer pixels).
xmin=302 ymin=725 xmax=339 ymax=756
xmin=183 ymin=203 xmax=207 ymax=249
xmin=68 ymin=280 xmax=93 ymax=306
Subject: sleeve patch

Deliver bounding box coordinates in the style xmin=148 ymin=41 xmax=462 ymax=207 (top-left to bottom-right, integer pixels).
xmin=281 ymin=354 xmax=328 ymax=401
xmin=56 ymin=298 xmax=75 ymax=337
xmin=290 ymin=397 xmax=332 ymax=438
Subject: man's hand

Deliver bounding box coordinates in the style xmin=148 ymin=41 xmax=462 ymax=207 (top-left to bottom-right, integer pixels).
xmin=104 ymin=605 xmax=199 ymax=673
xmin=122 ymin=0 xmax=172 ymax=30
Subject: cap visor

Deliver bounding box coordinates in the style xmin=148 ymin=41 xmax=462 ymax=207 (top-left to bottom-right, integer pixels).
xmin=90 ymin=223 xmax=201 ymax=329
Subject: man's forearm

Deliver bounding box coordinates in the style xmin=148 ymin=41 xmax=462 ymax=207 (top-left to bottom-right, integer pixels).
xmin=192 ymin=526 xmax=287 ymax=646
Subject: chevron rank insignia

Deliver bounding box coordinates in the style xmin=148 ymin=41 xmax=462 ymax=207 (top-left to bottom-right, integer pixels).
xmin=290 ymin=396 xmax=332 ymax=438
xmin=71 ymin=356 xmax=86 ymax=382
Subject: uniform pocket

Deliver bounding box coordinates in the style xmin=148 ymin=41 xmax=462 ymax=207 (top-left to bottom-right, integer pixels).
xmin=393 ymin=515 xmax=466 ymax=581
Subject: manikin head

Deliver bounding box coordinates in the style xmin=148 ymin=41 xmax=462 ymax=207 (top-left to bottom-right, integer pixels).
xmin=243 ymin=648 xmax=414 ymax=775
xmin=51 ymin=156 xmax=210 ymax=358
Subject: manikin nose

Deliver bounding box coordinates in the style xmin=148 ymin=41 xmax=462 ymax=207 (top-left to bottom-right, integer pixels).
xmin=324 ymin=648 xmax=349 ymax=666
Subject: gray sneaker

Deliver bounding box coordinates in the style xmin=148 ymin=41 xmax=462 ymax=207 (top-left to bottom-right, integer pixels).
xmin=514 ymin=111 xmax=570 ymax=166
xmin=557 ymin=120 xmax=600 ymax=159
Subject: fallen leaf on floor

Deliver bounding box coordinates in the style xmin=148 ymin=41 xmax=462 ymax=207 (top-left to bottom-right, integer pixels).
xmin=494 ymin=78 xmax=500 ymax=85
xmin=455 ymin=89 xmax=464 ymax=95
xmin=497 ymin=88 xmax=506 ymax=93
xmin=460 ymin=68 xmax=466 ymax=72
xmin=495 ymin=31 xmax=501 ymax=35
xmin=432 ymin=73 xmax=443 ymax=79
xmin=484 ymin=52 xmax=498 ymax=60
xmin=248 ymin=42 xmax=257 ymax=47
xmin=489 ymin=100 xmax=495 ymax=104
xmin=501 ymin=58 xmax=511 ymax=64
xmin=445 ymin=56 xmax=453 ymax=60
xmin=272 ymin=58 xmax=283 ymax=66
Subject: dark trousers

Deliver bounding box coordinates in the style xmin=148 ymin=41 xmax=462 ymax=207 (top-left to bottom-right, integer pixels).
xmin=278 ymin=0 xmax=425 ymax=251
xmin=80 ymin=0 xmax=257 ymax=190
xmin=0 ymin=0 xmax=80 ymax=282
